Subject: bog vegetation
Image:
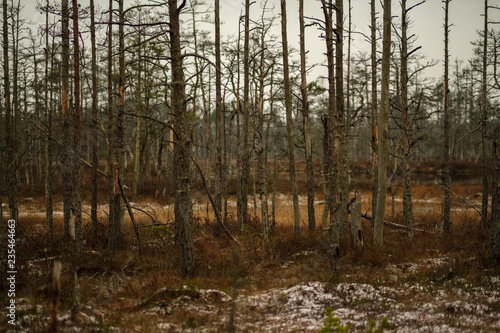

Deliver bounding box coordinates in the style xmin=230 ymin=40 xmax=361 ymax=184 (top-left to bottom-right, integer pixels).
xmin=1 ymin=0 xmax=500 ymax=331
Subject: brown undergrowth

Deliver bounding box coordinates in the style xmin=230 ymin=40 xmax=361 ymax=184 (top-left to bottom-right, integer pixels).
xmin=1 ymin=182 xmax=496 ymax=331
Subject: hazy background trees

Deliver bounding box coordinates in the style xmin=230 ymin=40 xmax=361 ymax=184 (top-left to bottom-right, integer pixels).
xmin=1 ymin=0 xmax=499 ymax=275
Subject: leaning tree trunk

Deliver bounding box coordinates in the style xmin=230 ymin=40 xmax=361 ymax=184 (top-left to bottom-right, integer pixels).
xmin=169 ymin=0 xmax=195 ymax=278
xmin=281 ymin=0 xmax=301 ymax=236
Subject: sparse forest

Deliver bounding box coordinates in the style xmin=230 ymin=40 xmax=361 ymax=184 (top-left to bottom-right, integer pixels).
xmin=1 ymin=0 xmax=500 ymax=331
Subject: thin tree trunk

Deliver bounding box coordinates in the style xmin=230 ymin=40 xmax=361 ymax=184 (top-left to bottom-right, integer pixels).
xmin=374 ymin=0 xmax=391 ymax=247
xmin=214 ymin=0 xmax=224 ymax=237
xmin=45 ymin=0 xmax=54 ymax=240
xmin=281 ymin=0 xmax=300 ymax=235
xmin=257 ymin=10 xmax=269 ymax=242
xmin=401 ymin=0 xmax=413 ymax=238
xmin=491 ymin=125 xmax=500 ymax=259
xmin=133 ymin=29 xmax=143 ymax=195
xmin=61 ymin=0 xmax=72 ymax=241
xmin=240 ymin=0 xmax=251 ymax=230
xmin=481 ymin=0 xmax=489 ymax=241
xmin=370 ymin=0 xmax=378 ymax=223
xmin=107 ymin=0 xmax=119 ymax=252
xmin=73 ymin=0 xmax=83 ymax=257
xmin=169 ymin=0 xmax=195 ymax=278
xmin=90 ymin=0 xmax=99 ymax=245
xmin=442 ymin=0 xmax=451 ymax=232
xmin=300 ymin=0 xmax=315 ymax=231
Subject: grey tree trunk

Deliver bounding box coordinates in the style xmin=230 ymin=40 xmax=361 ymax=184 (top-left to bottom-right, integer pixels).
xmin=442 ymin=0 xmax=452 ymax=233
xmin=90 ymin=0 xmax=99 ymax=245
xmin=257 ymin=7 xmax=269 ymax=242
xmin=370 ymin=0 xmax=378 ymax=225
xmin=400 ymin=0 xmax=413 ymax=238
xmin=240 ymin=0 xmax=251 ymax=230
xmin=45 ymin=0 xmax=54 ymax=240
xmin=491 ymin=125 xmax=500 ymax=259
xmin=281 ymin=0 xmax=301 ymax=236
xmin=214 ymin=0 xmax=224 ymax=237
xmin=73 ymin=0 xmax=83 ymax=257
xmin=481 ymin=0 xmax=489 ymax=241
xmin=169 ymin=0 xmax=195 ymax=277
xmin=300 ymin=0 xmax=315 ymax=231
xmin=351 ymin=189 xmax=363 ymax=249
xmin=61 ymin=0 xmax=72 ymax=241
xmin=374 ymin=0 xmax=391 ymax=247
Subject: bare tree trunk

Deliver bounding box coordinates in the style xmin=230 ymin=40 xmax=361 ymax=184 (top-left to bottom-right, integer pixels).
xmin=442 ymin=0 xmax=452 ymax=233
xmin=400 ymin=0 xmax=413 ymax=238
xmin=300 ymin=0 xmax=315 ymax=231
xmin=257 ymin=8 xmax=269 ymax=242
xmin=45 ymin=0 xmax=54 ymax=241
xmin=351 ymin=189 xmax=363 ymax=249
xmin=374 ymin=0 xmax=391 ymax=247
xmin=107 ymin=0 xmax=119 ymax=252
xmin=214 ymin=0 xmax=224 ymax=236
xmin=281 ymin=0 xmax=300 ymax=236
xmin=240 ymin=0 xmax=251 ymax=230
xmin=370 ymin=0 xmax=378 ymax=223
xmin=133 ymin=29 xmax=143 ymax=195
xmin=481 ymin=0 xmax=489 ymax=241
xmin=169 ymin=0 xmax=195 ymax=277
xmin=61 ymin=0 xmax=72 ymax=241
xmin=90 ymin=0 xmax=99 ymax=245
xmin=491 ymin=125 xmax=500 ymax=259
xmin=73 ymin=0 xmax=83 ymax=257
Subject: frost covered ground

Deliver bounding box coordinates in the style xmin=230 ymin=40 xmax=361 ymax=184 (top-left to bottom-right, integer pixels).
xmin=6 ymin=255 xmax=500 ymax=332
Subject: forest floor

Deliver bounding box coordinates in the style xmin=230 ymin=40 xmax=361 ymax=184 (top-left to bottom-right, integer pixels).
xmin=2 ymin=180 xmax=500 ymax=332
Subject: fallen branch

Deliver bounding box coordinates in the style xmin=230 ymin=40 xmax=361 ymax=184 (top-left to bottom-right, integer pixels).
xmin=434 ymin=182 xmax=489 ymax=226
xmin=190 ymin=155 xmax=241 ymax=247
xmin=360 ymin=212 xmax=431 ymax=233
xmin=118 ymin=178 xmax=143 ymax=253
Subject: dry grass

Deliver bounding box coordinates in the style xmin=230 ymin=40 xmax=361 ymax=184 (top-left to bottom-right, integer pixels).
xmin=1 ymin=174 xmax=496 ymax=331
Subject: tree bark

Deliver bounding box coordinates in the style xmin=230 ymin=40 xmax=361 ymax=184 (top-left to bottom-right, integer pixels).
xmin=491 ymin=125 xmax=500 ymax=259
xmin=442 ymin=0 xmax=452 ymax=233
xmin=61 ymin=0 xmax=73 ymax=241
xmin=374 ymin=0 xmax=391 ymax=247
xmin=370 ymin=0 xmax=378 ymax=225
xmin=214 ymin=0 xmax=224 ymax=237
xmin=90 ymin=0 xmax=99 ymax=245
xmin=300 ymin=0 xmax=315 ymax=231
xmin=481 ymin=0 xmax=489 ymax=241
xmin=257 ymin=5 xmax=269 ymax=243
xmin=281 ymin=0 xmax=300 ymax=236
xmin=239 ymin=0 xmax=251 ymax=230
xmin=169 ymin=0 xmax=195 ymax=277
xmin=400 ymin=0 xmax=414 ymax=238
xmin=45 ymin=0 xmax=54 ymax=241
xmin=73 ymin=0 xmax=83 ymax=257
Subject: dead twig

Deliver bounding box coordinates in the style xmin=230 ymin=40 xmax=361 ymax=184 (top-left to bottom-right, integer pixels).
xmin=190 ymin=155 xmax=241 ymax=247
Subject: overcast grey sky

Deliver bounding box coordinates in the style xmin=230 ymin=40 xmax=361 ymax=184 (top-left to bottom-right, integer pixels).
xmin=24 ymin=0 xmax=500 ymax=82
